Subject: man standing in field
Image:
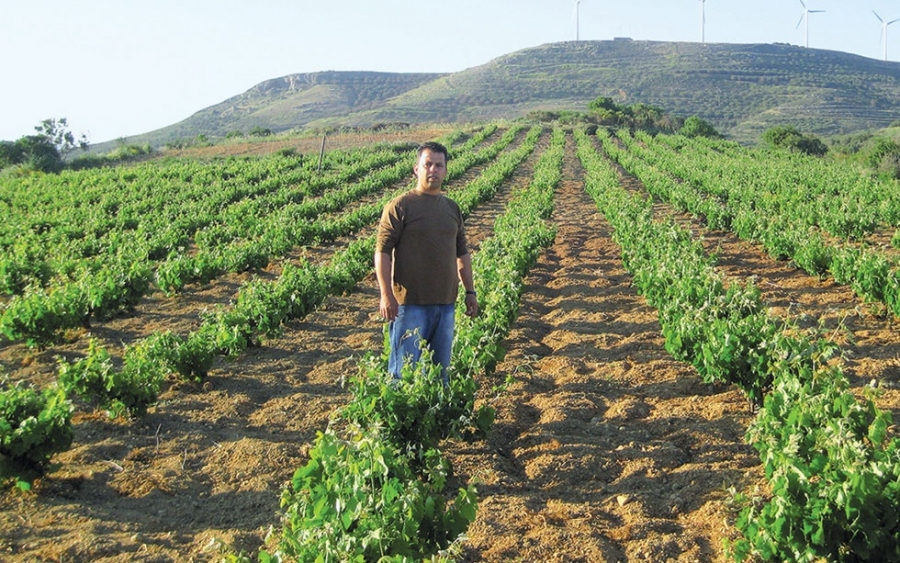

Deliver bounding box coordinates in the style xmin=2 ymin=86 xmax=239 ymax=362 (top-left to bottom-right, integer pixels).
xmin=375 ymin=141 xmax=478 ymax=381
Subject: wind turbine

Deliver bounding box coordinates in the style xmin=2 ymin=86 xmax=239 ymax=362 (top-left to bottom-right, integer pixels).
xmin=699 ymin=0 xmax=706 ymax=44
xmin=874 ymin=11 xmax=900 ymax=61
xmin=796 ymin=0 xmax=825 ymax=49
xmin=573 ymin=0 xmax=582 ymax=41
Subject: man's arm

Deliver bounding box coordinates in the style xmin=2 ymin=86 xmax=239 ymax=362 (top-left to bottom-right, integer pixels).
xmin=457 ymin=253 xmax=479 ymax=318
xmin=375 ymin=251 xmax=399 ymax=321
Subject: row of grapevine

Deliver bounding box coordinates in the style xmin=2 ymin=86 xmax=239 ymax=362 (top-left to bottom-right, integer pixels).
xmin=577 ymin=127 xmax=900 ymax=562
xmin=261 ymin=127 xmax=563 ymax=562
xmin=605 ymin=129 xmax=900 ymax=319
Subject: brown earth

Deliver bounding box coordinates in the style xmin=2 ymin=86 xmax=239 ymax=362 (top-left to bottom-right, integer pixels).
xmin=1 ymin=129 xmax=899 ymax=562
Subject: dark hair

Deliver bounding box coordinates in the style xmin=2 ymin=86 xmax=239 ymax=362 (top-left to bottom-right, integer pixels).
xmin=416 ymin=141 xmax=449 ymax=162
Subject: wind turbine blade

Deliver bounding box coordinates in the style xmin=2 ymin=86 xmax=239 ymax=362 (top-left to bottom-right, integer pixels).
xmin=799 ymin=0 xmax=807 ymax=8
xmin=810 ymin=10 xmax=825 ymax=14
xmin=874 ymin=10 xmax=885 ymax=24
xmin=796 ymin=13 xmax=806 ymax=29
xmin=889 ymin=18 xmax=900 ymax=26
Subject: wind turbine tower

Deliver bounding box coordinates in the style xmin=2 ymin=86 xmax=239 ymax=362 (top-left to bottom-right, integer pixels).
xmin=797 ymin=0 xmax=825 ymax=49
xmin=574 ymin=0 xmax=582 ymax=41
xmin=874 ymin=11 xmax=900 ymax=61
xmin=699 ymin=0 xmax=706 ymax=44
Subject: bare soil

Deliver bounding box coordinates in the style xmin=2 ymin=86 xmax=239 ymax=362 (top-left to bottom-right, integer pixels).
xmin=1 ymin=130 xmax=899 ymax=562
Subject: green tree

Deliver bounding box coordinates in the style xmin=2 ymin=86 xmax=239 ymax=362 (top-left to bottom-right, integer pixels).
xmin=14 ymin=135 xmax=63 ymax=173
xmin=762 ymin=125 xmax=827 ymax=156
xmin=867 ymin=137 xmax=900 ymax=178
xmin=588 ymin=96 xmax=617 ymax=113
xmin=680 ymin=115 xmax=722 ymax=139
xmin=762 ymin=125 xmax=803 ymax=148
xmin=0 ymin=141 xmax=25 ymax=169
xmin=35 ymin=118 xmax=89 ymax=160
xmin=794 ymin=135 xmax=828 ymax=157
xmin=0 ymin=118 xmax=90 ymax=173
xmin=628 ymin=103 xmax=665 ymax=128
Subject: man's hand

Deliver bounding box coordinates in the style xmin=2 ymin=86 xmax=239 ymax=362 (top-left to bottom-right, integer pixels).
xmin=464 ymin=293 xmax=479 ymax=318
xmin=375 ymin=252 xmax=397 ymax=321
xmin=380 ymin=293 xmax=399 ymax=322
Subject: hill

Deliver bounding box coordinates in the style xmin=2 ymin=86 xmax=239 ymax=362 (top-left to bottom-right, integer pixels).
xmin=112 ymin=40 xmax=900 ymax=147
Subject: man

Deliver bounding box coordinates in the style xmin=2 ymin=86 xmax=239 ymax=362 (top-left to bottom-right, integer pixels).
xmin=375 ymin=141 xmax=478 ymax=381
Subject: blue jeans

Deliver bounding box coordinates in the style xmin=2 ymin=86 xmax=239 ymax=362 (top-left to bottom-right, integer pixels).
xmin=388 ymin=304 xmax=455 ymax=383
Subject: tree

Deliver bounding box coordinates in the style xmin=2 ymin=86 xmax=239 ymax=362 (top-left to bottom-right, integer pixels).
xmin=35 ymin=118 xmax=89 ymax=160
xmin=15 ymin=135 xmax=63 ymax=173
xmin=0 ymin=119 xmax=89 ymax=173
xmin=680 ymin=115 xmax=722 ymax=139
xmin=867 ymin=137 xmax=900 ymax=178
xmin=0 ymin=141 xmax=25 ymax=169
xmin=588 ymin=96 xmax=617 ymax=113
xmin=762 ymin=125 xmax=803 ymax=148
xmin=761 ymin=125 xmax=827 ymax=157
xmin=794 ymin=135 xmax=828 ymax=157
xmin=249 ymin=126 xmax=273 ymax=137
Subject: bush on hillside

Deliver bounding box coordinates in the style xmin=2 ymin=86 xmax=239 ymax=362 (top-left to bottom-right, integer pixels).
xmin=762 ymin=125 xmax=828 ymax=156
xmin=866 ymin=137 xmax=900 ymax=178
xmin=70 ymin=144 xmax=154 ymax=170
xmin=680 ymin=115 xmax=723 ymax=139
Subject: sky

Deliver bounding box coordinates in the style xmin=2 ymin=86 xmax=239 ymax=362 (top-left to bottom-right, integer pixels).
xmin=3 ymin=0 xmax=900 ymax=144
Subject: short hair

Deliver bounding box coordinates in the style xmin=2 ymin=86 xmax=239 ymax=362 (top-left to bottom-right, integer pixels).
xmin=416 ymin=141 xmax=449 ymax=162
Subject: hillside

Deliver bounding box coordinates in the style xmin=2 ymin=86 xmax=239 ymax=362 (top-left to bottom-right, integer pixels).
xmin=117 ymin=71 xmax=446 ymax=149
xmin=114 ymin=40 xmax=900 ymax=147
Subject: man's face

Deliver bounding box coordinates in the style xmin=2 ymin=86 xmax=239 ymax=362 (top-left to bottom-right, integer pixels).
xmin=414 ymin=149 xmax=447 ymax=192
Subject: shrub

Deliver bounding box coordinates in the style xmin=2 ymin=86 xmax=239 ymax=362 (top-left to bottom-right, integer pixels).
xmin=338 ymin=352 xmax=491 ymax=458
xmin=0 ymin=382 xmax=73 ymax=490
xmin=761 ymin=126 xmax=828 ymax=156
xmin=275 ymin=424 xmax=477 ymax=562
xmin=57 ymin=339 xmax=163 ymax=417
xmin=680 ymin=115 xmax=722 ymax=139
xmin=867 ymin=137 xmax=900 ymax=178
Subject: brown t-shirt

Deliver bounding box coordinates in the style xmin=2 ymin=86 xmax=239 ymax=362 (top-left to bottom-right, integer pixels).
xmin=375 ymin=189 xmax=469 ymax=305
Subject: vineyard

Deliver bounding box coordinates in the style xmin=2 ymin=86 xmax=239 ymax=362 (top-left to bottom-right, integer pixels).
xmin=1 ymin=123 xmax=900 ymax=562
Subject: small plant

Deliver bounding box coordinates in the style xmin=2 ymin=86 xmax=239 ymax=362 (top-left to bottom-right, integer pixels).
xmin=0 ymin=283 xmax=88 ymax=348
xmin=145 ymin=330 xmax=218 ymax=383
xmin=0 ymin=381 xmax=73 ymax=490
xmin=731 ymin=364 xmax=900 ymax=562
xmin=58 ymin=338 xmax=164 ymax=417
xmin=275 ymin=424 xmax=477 ymax=562
xmin=339 ymin=351 xmax=491 ymax=458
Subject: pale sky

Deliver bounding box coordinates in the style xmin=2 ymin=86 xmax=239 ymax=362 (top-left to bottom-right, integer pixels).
xmin=2 ymin=0 xmax=897 ymax=143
